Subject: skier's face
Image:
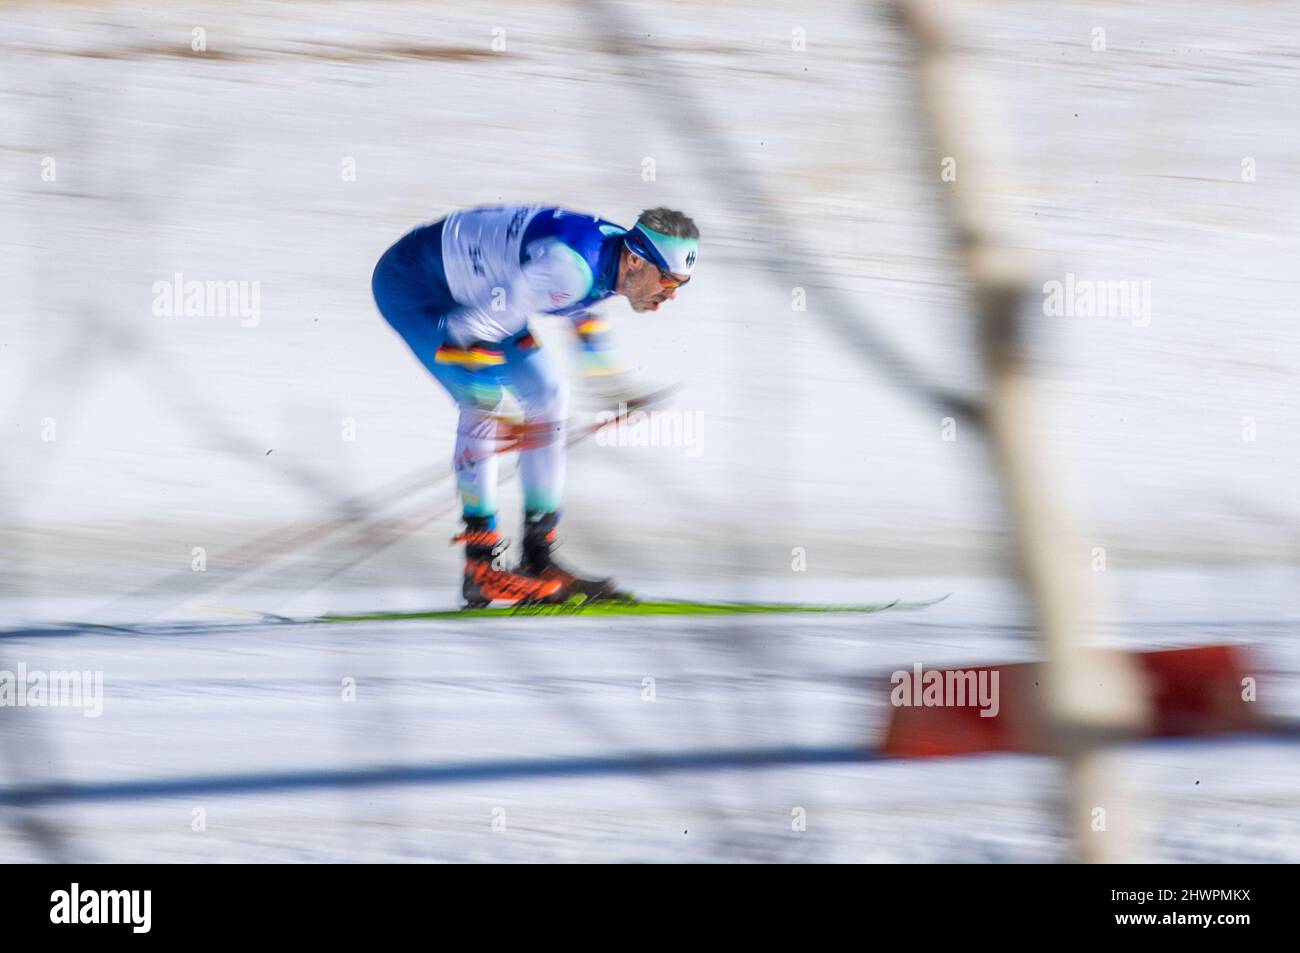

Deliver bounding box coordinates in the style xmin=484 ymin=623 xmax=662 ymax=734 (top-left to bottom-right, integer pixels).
xmin=619 ymin=251 xmax=686 ymax=313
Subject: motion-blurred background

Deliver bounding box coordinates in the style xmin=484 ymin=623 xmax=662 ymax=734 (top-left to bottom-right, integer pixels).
xmin=0 ymin=1 xmax=1296 ymax=862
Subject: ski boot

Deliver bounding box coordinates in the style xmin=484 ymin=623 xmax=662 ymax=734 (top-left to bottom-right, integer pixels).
xmin=455 ymin=517 xmax=563 ymax=608
xmin=520 ymin=512 xmax=631 ymax=603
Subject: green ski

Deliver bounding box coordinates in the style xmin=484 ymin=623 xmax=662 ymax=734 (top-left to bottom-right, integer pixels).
xmin=318 ymin=593 xmax=950 ymax=623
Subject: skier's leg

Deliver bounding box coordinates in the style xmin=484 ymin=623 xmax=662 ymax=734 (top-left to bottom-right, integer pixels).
xmin=503 ymin=331 xmax=567 ymax=517
xmin=371 ymin=243 xmax=508 ymax=516
xmin=372 ymin=238 xmax=560 ymax=605
xmin=376 ymin=320 xmax=518 ymax=527
xmin=446 ymin=379 xmax=503 ymax=522
xmin=502 ymin=331 xmax=626 ymax=601
xmin=430 ymin=352 xmax=559 ymax=604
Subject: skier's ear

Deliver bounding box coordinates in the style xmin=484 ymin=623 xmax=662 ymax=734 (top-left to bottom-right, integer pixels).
xmin=616 ymin=246 xmax=641 ymax=292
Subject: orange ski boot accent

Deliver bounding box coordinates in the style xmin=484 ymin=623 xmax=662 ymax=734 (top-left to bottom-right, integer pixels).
xmin=520 ymin=513 xmax=628 ymax=602
xmin=453 ymin=524 xmax=563 ymax=608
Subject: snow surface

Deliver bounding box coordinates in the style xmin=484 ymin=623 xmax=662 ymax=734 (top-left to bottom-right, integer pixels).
xmin=0 ymin=1 xmax=1296 ymax=861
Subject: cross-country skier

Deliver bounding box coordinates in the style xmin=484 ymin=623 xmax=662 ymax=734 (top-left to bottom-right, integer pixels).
xmin=371 ymin=205 xmax=699 ymax=607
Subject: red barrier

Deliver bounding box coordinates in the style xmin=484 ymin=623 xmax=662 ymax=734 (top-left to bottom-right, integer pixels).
xmin=881 ymin=644 xmax=1260 ymax=758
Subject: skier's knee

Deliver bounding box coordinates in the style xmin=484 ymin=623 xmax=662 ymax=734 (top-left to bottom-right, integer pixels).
xmin=519 ymin=380 xmax=566 ymax=424
xmin=455 ymin=385 xmax=505 ymax=415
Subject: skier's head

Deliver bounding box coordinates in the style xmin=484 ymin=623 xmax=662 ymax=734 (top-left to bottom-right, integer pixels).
xmin=617 ymin=208 xmax=698 ymax=313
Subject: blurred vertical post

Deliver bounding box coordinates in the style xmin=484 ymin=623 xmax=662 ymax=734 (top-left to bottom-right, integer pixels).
xmin=895 ymin=0 xmax=1148 ymax=862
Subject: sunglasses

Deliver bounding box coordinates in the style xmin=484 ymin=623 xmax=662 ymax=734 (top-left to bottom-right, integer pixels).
xmin=655 ymin=267 xmax=691 ymax=289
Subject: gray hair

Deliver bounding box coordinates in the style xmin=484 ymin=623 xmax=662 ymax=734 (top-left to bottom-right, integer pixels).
xmin=635 ymin=207 xmax=699 ymax=239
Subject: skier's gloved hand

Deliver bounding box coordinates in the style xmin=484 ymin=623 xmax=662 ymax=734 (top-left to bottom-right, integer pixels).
xmin=578 ymin=349 xmax=680 ymax=414
xmin=589 ymin=378 xmax=682 ymax=423
xmin=578 ymin=351 xmax=636 ymax=405
xmin=584 ymin=368 xmax=657 ymax=413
